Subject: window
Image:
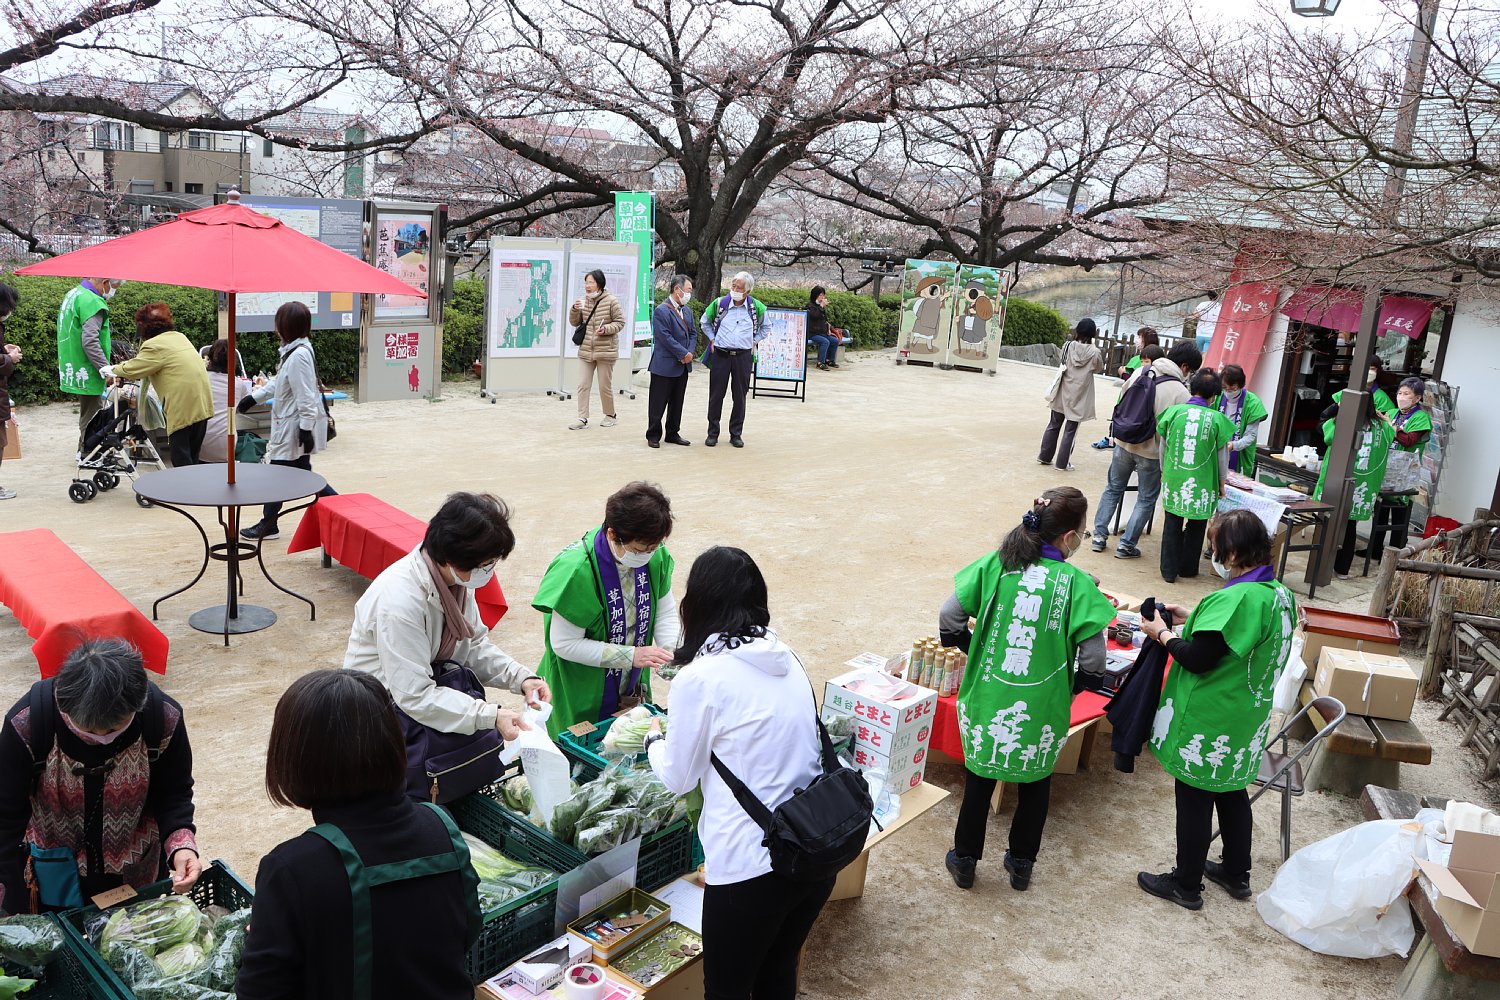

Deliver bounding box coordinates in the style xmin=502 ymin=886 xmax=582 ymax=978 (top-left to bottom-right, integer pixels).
xmin=184 ymin=183 xmax=203 ymax=194
xmin=128 ymin=179 xmax=155 ymax=194
xmin=93 ymin=122 xmax=135 ymax=150
xmin=163 ymin=182 xmax=173 ymax=192
xmin=263 ymin=138 xmax=274 ymax=158
xmin=188 ymin=132 xmax=212 ymax=150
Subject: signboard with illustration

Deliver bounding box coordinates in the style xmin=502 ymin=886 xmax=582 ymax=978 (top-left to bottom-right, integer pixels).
xmin=898 ymin=259 xmax=958 ymax=366
xmin=235 ymin=195 xmax=364 ymax=332
xmin=373 ymin=214 xmax=432 ymax=320
xmin=751 ymin=308 xmax=809 ymax=400
xmin=947 ymin=264 xmax=1011 ymax=374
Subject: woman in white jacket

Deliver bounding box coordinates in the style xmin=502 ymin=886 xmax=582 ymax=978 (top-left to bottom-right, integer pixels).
xmin=645 ymin=547 xmax=828 ymax=1000
xmin=236 ymin=301 xmax=336 ymax=540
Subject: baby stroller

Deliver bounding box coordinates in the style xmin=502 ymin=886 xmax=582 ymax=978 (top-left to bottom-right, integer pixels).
xmin=70 ymin=381 xmax=164 ymax=505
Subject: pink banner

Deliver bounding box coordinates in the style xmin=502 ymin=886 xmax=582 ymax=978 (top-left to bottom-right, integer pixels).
xmin=1280 ymin=286 xmax=1365 ymax=333
xmin=1205 ymin=281 xmax=1280 ymax=381
xmin=1376 ymin=295 xmax=1436 ymax=340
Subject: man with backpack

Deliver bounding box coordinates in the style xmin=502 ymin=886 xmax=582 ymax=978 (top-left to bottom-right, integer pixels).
xmin=1091 ymin=342 xmax=1200 ymax=559
xmin=700 ymin=271 xmax=767 ymax=448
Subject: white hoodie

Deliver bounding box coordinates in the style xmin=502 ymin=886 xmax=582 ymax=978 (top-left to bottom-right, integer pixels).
xmin=647 ymin=632 xmax=822 ymax=885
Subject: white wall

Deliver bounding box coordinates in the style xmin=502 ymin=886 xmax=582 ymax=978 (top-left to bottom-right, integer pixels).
xmin=1433 ymin=295 xmax=1500 ymax=518
xmin=1246 ymin=308 xmax=1291 ymax=452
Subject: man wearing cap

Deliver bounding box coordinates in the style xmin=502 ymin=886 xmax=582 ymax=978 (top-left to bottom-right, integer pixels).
xmin=56 ymin=277 xmax=122 ymax=452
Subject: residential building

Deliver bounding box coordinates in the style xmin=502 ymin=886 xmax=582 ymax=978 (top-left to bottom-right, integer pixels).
xmin=247 ymin=107 xmax=374 ymax=199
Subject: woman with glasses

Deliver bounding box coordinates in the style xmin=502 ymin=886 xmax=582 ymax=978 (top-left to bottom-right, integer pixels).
xmin=343 ymin=491 xmax=549 ymax=800
xmin=534 ymin=482 xmax=681 ymax=736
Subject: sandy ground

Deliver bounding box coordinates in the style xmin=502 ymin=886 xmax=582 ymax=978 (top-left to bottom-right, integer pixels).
xmin=2 ymin=351 xmax=1496 ymax=999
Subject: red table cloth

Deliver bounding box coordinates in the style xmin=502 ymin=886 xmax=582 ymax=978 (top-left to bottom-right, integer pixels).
xmin=931 ymin=689 xmax=1111 ymax=763
xmin=286 ymin=493 xmax=508 ymax=627
xmin=0 ymin=528 xmax=168 ymax=678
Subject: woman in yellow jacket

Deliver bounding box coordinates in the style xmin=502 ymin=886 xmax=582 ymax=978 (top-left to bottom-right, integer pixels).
xmin=106 ymin=303 xmax=213 ymax=467
xmin=568 ymin=269 xmax=626 ymax=430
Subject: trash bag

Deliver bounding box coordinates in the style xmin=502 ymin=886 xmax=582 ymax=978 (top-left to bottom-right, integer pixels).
xmin=1257 ymin=817 xmax=1425 ymax=959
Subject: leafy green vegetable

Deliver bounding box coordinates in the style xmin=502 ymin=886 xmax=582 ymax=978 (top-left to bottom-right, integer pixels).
xmin=546 ymin=762 xmax=684 ymax=855
xmin=601 ymin=706 xmax=665 ymax=756
xmin=0 ymin=967 xmax=35 ymax=1000
xmin=499 ymin=774 xmax=533 ymax=814
xmin=99 ymin=896 xmax=203 ymax=958
xmin=0 ymin=915 xmax=63 ymax=969
xmin=154 ymin=941 xmax=205 ymax=978
xmin=94 ymin=897 xmax=248 ymax=998
xmin=460 ymin=833 xmax=556 ymax=911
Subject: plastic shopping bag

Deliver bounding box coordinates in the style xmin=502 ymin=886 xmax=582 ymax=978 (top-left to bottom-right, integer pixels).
xmin=1257 ymin=817 xmax=1423 ymax=959
xmin=499 ymin=703 xmax=572 ymax=826
xmin=1272 ymin=635 xmax=1307 ymax=715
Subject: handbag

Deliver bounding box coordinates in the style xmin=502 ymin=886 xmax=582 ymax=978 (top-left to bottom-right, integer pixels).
xmin=1044 ymin=342 xmax=1071 ymax=406
xmin=572 ymin=299 xmax=601 ymax=347
xmin=710 ymin=696 xmax=874 ymax=883
xmin=393 ymin=659 xmax=505 ymax=803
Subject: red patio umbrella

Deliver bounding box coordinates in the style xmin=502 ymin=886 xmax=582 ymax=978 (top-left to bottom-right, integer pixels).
xmin=18 ymin=196 xmax=424 ymax=484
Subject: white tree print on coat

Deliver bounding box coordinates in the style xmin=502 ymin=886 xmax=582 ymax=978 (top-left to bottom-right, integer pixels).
xmin=957 ymin=702 xmax=974 ymax=756
xmin=1019 ymin=744 xmax=1038 ymax=771
xmin=1151 ymin=698 xmax=1175 ymax=747
xmin=1246 ymin=714 xmax=1272 ymax=764
xmin=987 ymin=700 xmax=1031 ymax=767
xmin=1179 ymin=733 xmax=1205 ymax=772
xmin=1037 ymin=724 xmax=1056 ymax=768
xmin=1233 ymin=747 xmax=1247 ymax=776
xmin=1205 ymin=735 xmax=1231 ymax=778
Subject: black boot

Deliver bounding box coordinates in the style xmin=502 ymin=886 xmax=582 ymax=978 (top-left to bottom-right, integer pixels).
xmin=1003 ymin=850 xmax=1033 ymax=891
xmin=1137 ymin=870 xmax=1204 ymax=910
xmin=945 ymin=850 xmax=976 ymax=890
xmin=1204 ymin=860 xmax=1252 ymax=900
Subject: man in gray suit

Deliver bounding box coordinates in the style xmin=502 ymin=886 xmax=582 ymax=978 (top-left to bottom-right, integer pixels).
xmin=645 ymin=275 xmax=698 ymax=448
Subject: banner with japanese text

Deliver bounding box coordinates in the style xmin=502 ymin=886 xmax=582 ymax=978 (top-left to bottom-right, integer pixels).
xmin=613 ymin=192 xmax=654 ymax=342
xmin=1204 ymin=281 xmax=1280 ymax=380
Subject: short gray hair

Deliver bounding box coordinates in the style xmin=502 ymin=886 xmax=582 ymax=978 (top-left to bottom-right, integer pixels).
xmin=730 ymin=271 xmax=755 ymax=292
xmin=669 ymin=274 xmax=692 ymax=293
xmin=54 ymin=637 xmax=150 ymax=730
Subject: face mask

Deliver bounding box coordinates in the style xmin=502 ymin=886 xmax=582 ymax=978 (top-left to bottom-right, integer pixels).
xmin=455 ymin=564 xmax=495 ymax=589
xmin=102 ymin=285 xmax=117 ymax=300
xmin=1368 ymin=371 xmax=1378 ymax=385
xmin=61 ymin=711 xmax=133 ymax=746
xmin=1211 ymin=557 xmax=1231 ymax=579
xmin=619 ymin=549 xmax=654 ymax=569
xmin=674 ymin=291 xmax=688 ymax=305
xmin=730 ymin=290 xmax=745 ymax=304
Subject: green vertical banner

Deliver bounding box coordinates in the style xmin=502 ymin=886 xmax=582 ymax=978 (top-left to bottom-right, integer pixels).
xmin=614 ymin=191 xmax=654 ymax=342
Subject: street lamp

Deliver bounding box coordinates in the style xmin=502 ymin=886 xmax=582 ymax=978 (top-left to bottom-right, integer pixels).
xmin=1290 ymin=0 xmax=1341 ymax=15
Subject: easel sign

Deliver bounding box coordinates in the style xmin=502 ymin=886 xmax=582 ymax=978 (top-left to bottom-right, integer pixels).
xmin=751 ymin=308 xmax=808 ymax=401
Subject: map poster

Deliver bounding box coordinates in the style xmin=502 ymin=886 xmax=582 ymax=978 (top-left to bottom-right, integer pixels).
xmin=487 ymin=249 xmax=567 ymax=358
xmin=754 ymin=308 xmax=808 ymax=382
xmin=234 ymin=196 xmax=364 ymax=332
xmin=563 ymin=252 xmax=639 ymax=360
xmin=373 ymin=213 xmax=432 ymax=319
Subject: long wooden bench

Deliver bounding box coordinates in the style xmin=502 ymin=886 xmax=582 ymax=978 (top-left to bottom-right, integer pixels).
xmin=1360 ymin=785 xmax=1500 ymax=999
xmin=0 ymin=528 xmax=169 ymax=677
xmin=1299 ymin=681 xmax=1431 ymax=796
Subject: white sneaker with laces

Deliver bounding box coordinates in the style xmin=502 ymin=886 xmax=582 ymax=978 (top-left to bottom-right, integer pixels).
xmin=569 ymin=417 xmax=589 ymax=430
xmin=0 ymin=487 xmax=15 ymax=500
xmin=600 ymin=416 xmax=617 ymax=427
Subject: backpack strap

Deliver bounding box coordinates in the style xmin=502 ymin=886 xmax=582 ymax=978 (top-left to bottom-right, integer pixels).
xmin=141 ymin=683 xmax=166 ymax=763
xmin=27 ymin=681 xmax=55 ymax=786
xmin=308 ymin=803 xmax=481 ymax=999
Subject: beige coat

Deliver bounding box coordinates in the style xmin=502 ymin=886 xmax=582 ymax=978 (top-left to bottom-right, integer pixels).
xmin=570 ymin=291 xmax=626 ymax=362
xmin=1048 ymin=340 xmax=1105 ymax=423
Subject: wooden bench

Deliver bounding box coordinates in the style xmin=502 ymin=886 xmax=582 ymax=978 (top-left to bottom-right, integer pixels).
xmin=0 ymin=528 xmax=169 ymax=677
xmin=1361 ymin=785 xmax=1500 ymax=999
xmin=1299 ymin=681 xmax=1431 ymax=796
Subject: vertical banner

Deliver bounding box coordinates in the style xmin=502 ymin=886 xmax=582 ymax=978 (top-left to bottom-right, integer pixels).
xmin=1204 ymin=281 xmax=1279 ymax=380
xmin=613 ymin=192 xmax=654 ymax=342
xmin=372 ymin=214 xmax=433 ymax=320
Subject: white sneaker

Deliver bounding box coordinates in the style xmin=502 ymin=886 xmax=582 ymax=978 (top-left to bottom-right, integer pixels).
xmin=569 ymin=417 xmax=589 ymax=430
xmin=0 ymin=487 xmax=15 ymax=500
xmin=600 ymin=416 xmax=617 ymax=428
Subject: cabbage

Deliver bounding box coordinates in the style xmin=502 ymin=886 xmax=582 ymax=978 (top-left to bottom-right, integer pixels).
xmin=499 ymin=774 xmax=533 ymax=813
xmin=99 ymin=896 xmax=202 ymax=958
xmin=93 ymin=897 xmax=246 ymax=997
xmin=153 ymin=941 xmax=205 ymax=978
xmin=0 ymin=967 xmax=36 ymax=1000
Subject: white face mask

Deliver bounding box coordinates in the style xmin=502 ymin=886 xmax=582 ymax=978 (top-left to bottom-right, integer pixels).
xmin=1211 ymin=557 xmax=1231 ymax=579
xmin=730 ymin=290 xmax=745 ymax=304
xmin=102 ymin=284 xmax=118 ymax=299
xmin=455 ymin=563 xmax=495 ymax=589
xmin=674 ymin=290 xmax=689 ymax=306
xmin=619 ymin=549 xmax=654 ymax=569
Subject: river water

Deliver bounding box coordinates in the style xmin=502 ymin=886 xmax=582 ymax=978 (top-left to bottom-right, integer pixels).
xmin=1013 ymin=269 xmax=1202 ymax=341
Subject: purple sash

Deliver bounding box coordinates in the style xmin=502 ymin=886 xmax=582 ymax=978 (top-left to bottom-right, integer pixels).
xmin=1040 ymin=543 xmax=1069 ymax=562
xmin=1394 ymin=406 xmax=1421 ymax=429
xmin=594 ymin=528 xmax=653 ymax=716
xmin=1224 ymin=564 xmax=1277 ymax=588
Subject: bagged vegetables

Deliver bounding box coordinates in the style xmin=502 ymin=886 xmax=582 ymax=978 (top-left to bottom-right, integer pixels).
xmin=600 ymin=706 xmax=666 ymax=756
xmin=460 ymin=832 xmax=557 ymax=911
xmin=547 ymin=763 xmax=682 ymax=855
xmin=0 ymin=915 xmax=63 ymax=970
xmin=87 ymin=896 xmax=251 ymax=1000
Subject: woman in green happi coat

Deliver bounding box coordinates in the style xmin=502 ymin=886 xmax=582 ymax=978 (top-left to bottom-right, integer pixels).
xmin=533 ymin=482 xmax=681 ymax=737
xmin=1137 ymin=509 xmax=1299 ymax=910
xmin=1377 ymin=377 xmax=1434 ymax=557
xmin=939 ymin=487 xmax=1116 ymax=892
xmin=1313 ymin=402 xmax=1395 ymax=579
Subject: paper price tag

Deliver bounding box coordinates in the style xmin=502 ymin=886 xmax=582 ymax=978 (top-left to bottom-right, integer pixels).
xmin=567 ymin=721 xmax=598 ymax=738
xmin=91 ymin=884 xmax=138 ymax=909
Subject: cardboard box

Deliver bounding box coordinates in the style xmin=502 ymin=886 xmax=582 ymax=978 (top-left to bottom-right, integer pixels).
xmin=1300 ymin=607 xmax=1401 ymax=669
xmin=846 ymin=739 xmax=928 ymax=796
xmin=822 ymin=669 xmax=938 ymax=739
xmin=1312 ymin=648 xmax=1418 ymax=720
xmin=567 ymin=888 xmax=671 ymax=966
xmin=1417 ymin=831 xmax=1500 ymax=958
xmin=485 ymin=934 xmax=594 ymax=996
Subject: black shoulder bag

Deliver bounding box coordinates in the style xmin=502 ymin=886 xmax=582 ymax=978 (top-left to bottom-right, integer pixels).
xmin=710 ymin=699 xmax=874 ymax=884
xmin=572 ymin=299 xmax=601 ymax=346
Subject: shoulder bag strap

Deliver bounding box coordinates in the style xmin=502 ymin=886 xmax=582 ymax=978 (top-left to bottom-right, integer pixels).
xmin=141 ymin=684 xmax=166 ymax=763
xmin=28 ymin=681 xmax=54 ymax=783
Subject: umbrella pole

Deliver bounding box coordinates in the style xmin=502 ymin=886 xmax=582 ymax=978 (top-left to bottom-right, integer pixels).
xmin=227 ymin=295 xmax=237 ymax=487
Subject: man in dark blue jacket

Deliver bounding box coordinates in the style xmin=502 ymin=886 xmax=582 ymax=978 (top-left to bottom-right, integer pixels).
xmin=646 ymin=275 xmax=698 ymax=448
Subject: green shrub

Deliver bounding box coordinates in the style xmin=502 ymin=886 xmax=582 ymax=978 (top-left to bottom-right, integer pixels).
xmin=1003 ymin=298 xmax=1069 ymax=347
xmin=697 ymin=287 xmax=887 ymax=350
xmin=443 ymin=276 xmax=486 ymax=377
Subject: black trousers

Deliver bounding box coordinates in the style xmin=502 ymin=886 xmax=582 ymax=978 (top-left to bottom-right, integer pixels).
xmin=702 ymin=870 xmax=834 ymax=1000
xmin=1334 ymin=519 xmax=1363 ymax=575
xmin=1174 ymin=779 xmax=1252 ymax=890
xmin=952 ymin=769 xmax=1053 ymax=862
xmin=261 ymin=454 xmax=338 ymax=528
xmin=167 ymin=419 xmax=208 ymax=468
xmin=646 ymin=372 xmax=688 ymax=444
xmin=1368 ymin=502 xmax=1413 ymax=563
xmin=1160 ymin=512 xmax=1208 ymax=581
xmin=1037 ymin=409 xmax=1080 ymax=469
xmin=706 ymin=349 xmax=753 ymax=438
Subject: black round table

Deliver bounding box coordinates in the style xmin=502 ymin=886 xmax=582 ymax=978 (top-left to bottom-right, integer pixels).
xmin=134 ymin=463 xmax=327 ymax=643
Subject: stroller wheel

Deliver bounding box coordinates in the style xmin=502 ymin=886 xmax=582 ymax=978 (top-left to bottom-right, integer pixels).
xmin=68 ymin=482 xmax=96 ymax=504
xmin=136 ymin=494 xmax=154 ymax=509
xmin=94 ymin=471 xmax=120 ymax=492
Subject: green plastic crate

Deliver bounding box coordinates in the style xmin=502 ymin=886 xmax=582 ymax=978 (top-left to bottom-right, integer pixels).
xmin=449 ymin=795 xmax=566 ymax=983
xmin=555 ymin=704 xmax=667 ymax=772
xmin=57 ymin=860 xmax=252 ymax=1000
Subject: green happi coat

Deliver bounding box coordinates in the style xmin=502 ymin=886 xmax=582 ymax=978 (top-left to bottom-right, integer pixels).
xmin=1151 ymin=579 xmax=1298 ymax=792
xmin=1392 ymin=406 xmax=1432 ymax=455
xmin=1313 ymin=418 xmax=1395 ymax=521
xmin=56 ymin=284 xmax=111 ymax=396
xmin=532 ymin=527 xmax=674 ymax=738
xmin=1332 ymin=387 xmax=1398 ymax=420
xmin=953 ymin=553 xmax=1115 ymax=782
xmin=1158 ymin=402 xmax=1236 ymax=520
xmin=1218 ymin=389 xmax=1269 ymax=475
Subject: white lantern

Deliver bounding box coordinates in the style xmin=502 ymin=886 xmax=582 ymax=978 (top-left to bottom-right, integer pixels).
xmin=1290 ymin=0 xmax=1341 ymax=15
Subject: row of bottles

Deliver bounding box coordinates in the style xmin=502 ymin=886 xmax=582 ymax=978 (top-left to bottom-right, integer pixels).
xmin=903 ymin=636 xmax=967 ymax=697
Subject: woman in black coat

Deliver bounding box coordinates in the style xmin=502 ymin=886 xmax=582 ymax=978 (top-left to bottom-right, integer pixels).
xmin=806 ymin=286 xmax=842 ymax=371
xmin=236 ymin=671 xmax=479 ymax=1000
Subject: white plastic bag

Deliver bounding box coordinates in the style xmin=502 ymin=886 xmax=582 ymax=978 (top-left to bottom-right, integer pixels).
xmin=1272 ymin=635 xmax=1307 ymax=715
xmin=1257 ymin=818 xmax=1420 ymax=959
xmin=499 ymin=703 xmax=572 ymax=826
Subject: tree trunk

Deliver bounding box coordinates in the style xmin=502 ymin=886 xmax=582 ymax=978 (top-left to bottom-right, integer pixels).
xmin=691 ymin=243 xmax=727 ymax=306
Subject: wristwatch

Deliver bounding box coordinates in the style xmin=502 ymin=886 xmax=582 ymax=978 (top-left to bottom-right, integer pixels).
xmin=644 ymin=733 xmax=665 ymax=750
